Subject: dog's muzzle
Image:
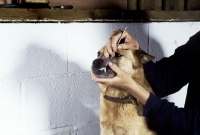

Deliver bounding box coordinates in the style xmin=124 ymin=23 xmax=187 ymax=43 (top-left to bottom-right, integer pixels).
xmin=91 ymin=57 xmax=116 ymax=78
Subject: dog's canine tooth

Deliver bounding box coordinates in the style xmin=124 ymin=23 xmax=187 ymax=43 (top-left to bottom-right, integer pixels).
xmin=99 ymin=67 xmax=107 ymax=73
xmin=104 ymin=68 xmax=106 ymax=73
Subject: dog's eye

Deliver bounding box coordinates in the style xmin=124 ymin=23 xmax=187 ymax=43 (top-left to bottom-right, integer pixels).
xmin=115 ymin=52 xmax=123 ymax=57
xmin=97 ymin=51 xmax=100 ymax=57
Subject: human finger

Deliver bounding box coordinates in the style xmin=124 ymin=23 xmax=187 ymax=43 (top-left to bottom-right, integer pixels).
xmin=110 ymin=30 xmax=124 ymax=52
xmin=104 ymin=51 xmax=110 ymax=58
xmin=91 ymin=74 xmax=113 ymax=86
xmin=105 ymin=30 xmax=124 ymax=57
xmin=107 ymin=62 xmax=122 ymax=75
xmin=104 ymin=40 xmax=114 ymax=57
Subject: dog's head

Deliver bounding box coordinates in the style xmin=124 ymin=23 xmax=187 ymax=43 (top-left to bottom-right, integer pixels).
xmin=91 ymin=46 xmax=155 ymax=79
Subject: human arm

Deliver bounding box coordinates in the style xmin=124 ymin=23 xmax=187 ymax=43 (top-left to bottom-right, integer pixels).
xmin=144 ymin=31 xmax=200 ymax=97
xmin=92 ymin=61 xmax=200 ymax=135
xmin=106 ymin=29 xmax=200 ymax=97
xmin=91 ymin=60 xmax=200 ymax=135
xmin=143 ymin=92 xmax=200 ymax=135
xmin=142 ymin=31 xmax=200 ymax=134
xmin=104 ymin=29 xmax=190 ymax=97
xmin=91 ymin=62 xmax=150 ymax=105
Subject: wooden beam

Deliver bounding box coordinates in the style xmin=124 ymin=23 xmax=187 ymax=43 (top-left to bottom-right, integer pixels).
xmin=0 ymin=9 xmax=200 ymax=22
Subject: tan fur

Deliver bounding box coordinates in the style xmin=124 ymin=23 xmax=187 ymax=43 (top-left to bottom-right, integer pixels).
xmin=97 ymin=46 xmax=157 ymax=135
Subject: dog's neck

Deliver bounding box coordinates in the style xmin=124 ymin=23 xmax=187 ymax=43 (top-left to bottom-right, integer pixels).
xmin=99 ymin=67 xmax=152 ymax=104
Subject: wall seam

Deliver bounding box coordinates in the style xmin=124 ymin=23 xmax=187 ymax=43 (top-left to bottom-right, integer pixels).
xmin=147 ymin=23 xmax=150 ymax=53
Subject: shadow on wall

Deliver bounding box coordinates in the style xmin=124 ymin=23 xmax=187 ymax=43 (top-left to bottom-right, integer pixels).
xmin=13 ymin=45 xmax=100 ymax=135
xmin=10 ymin=23 xmax=164 ymax=135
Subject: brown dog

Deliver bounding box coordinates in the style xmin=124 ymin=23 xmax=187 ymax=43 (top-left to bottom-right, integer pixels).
xmin=92 ymin=45 xmax=157 ymax=135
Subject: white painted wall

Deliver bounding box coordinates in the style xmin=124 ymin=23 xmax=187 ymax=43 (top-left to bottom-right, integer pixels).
xmin=0 ymin=22 xmax=200 ymax=135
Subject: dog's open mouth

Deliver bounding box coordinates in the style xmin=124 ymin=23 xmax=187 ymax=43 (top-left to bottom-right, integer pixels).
xmin=91 ymin=58 xmax=116 ymax=78
xmin=96 ymin=64 xmax=113 ymax=74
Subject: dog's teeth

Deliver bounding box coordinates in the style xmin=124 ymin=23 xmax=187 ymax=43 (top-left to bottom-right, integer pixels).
xmin=103 ymin=68 xmax=106 ymax=73
xmin=99 ymin=67 xmax=107 ymax=73
xmin=99 ymin=68 xmax=104 ymax=70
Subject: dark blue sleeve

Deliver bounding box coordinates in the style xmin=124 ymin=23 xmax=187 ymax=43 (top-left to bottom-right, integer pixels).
xmin=143 ymin=31 xmax=200 ymax=98
xmin=142 ymin=31 xmax=200 ymax=134
xmin=143 ymin=93 xmax=200 ymax=135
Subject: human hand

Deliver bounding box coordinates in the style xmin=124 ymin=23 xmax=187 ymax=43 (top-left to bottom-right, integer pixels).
xmin=91 ymin=62 xmax=135 ymax=92
xmin=104 ymin=29 xmax=140 ymax=58
xmin=91 ymin=62 xmax=150 ymax=105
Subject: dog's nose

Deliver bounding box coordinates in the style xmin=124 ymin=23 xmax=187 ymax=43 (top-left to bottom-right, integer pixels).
xmin=93 ymin=59 xmax=103 ymax=66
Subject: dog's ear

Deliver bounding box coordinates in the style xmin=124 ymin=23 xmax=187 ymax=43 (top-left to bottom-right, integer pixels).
xmin=135 ymin=50 xmax=155 ymax=64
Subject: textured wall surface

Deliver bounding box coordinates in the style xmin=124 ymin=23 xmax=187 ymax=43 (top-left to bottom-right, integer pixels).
xmin=0 ymin=22 xmax=200 ymax=135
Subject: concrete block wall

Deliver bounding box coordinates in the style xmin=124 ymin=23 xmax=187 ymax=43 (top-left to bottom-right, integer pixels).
xmin=0 ymin=22 xmax=200 ymax=135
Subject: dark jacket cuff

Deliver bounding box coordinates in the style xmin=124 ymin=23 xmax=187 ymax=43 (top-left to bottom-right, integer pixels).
xmin=143 ymin=92 xmax=160 ymax=117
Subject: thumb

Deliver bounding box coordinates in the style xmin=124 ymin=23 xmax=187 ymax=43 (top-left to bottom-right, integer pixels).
xmin=108 ymin=62 xmax=121 ymax=74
